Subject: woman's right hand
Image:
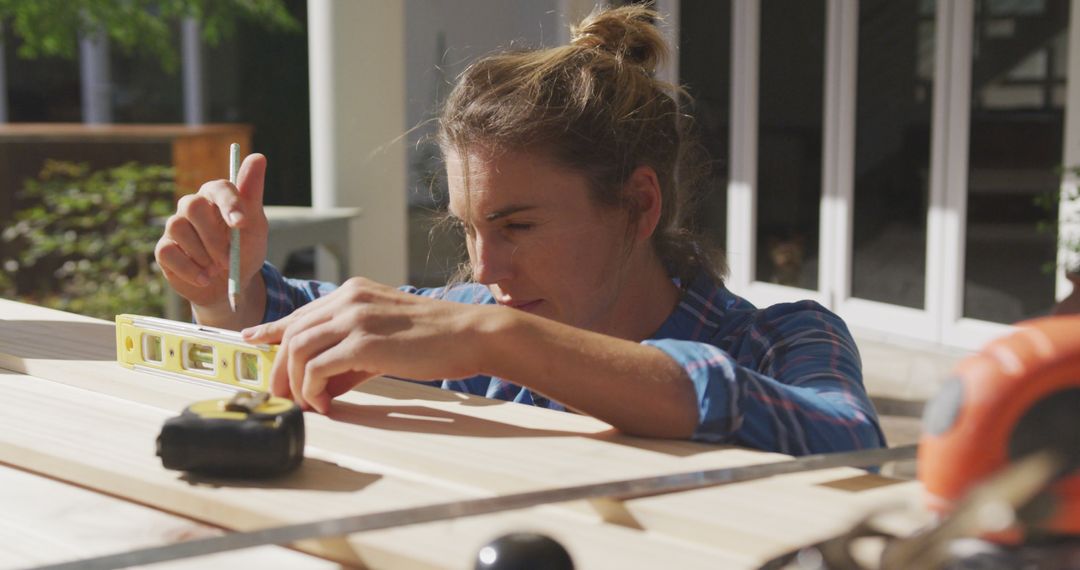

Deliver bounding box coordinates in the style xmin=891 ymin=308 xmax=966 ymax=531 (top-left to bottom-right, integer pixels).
xmin=155 ymin=153 xmax=269 ymax=325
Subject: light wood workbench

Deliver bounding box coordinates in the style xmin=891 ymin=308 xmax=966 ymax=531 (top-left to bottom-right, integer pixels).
xmin=0 ymin=299 xmax=927 ymax=569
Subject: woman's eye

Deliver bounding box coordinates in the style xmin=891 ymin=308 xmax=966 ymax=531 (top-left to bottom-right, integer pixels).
xmin=505 ymin=223 xmax=533 ymax=232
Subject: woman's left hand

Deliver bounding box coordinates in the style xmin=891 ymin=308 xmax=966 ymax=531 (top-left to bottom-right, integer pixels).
xmin=241 ymin=277 xmax=490 ymax=413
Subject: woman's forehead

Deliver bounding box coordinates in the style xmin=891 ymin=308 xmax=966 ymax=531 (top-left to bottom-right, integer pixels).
xmin=446 ymin=148 xmax=590 ymax=215
xmin=446 ymin=147 xmax=561 ymax=184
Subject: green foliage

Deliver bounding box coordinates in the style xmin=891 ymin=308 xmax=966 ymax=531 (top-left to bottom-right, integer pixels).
xmin=0 ymin=0 xmax=299 ymax=72
xmin=1062 ymin=184 xmax=1080 ymax=275
xmin=0 ymin=160 xmax=175 ymax=319
xmin=1036 ymin=169 xmax=1080 ymax=275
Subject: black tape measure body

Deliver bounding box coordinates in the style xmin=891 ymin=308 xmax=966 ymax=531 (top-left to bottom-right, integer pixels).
xmin=156 ymin=393 xmax=304 ymax=478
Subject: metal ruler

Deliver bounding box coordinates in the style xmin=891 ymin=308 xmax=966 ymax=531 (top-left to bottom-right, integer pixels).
xmin=33 ymin=444 xmax=917 ymax=570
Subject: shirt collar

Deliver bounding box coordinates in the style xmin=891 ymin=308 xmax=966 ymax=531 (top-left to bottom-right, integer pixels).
xmin=650 ymin=274 xmax=749 ymax=342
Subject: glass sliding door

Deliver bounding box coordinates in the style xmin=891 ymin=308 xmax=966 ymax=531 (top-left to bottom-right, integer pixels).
xmin=756 ymin=0 xmax=827 ymax=290
xmin=963 ymin=0 xmax=1069 ymax=323
xmin=680 ymin=0 xmax=732 ymax=253
xmin=721 ymin=0 xmax=1077 ymax=348
xmin=851 ymin=0 xmax=935 ymax=309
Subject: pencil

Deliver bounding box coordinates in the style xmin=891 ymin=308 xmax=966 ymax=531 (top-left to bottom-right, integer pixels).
xmin=228 ymin=143 xmax=241 ymax=313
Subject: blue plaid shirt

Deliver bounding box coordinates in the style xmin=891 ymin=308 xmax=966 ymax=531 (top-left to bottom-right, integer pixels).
xmin=260 ymin=263 xmax=885 ymax=455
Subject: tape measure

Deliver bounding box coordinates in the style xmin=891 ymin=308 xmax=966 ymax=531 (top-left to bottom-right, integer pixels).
xmin=115 ymin=314 xmax=277 ymax=392
xmin=156 ymin=391 xmax=305 ymax=478
xmin=114 ymin=315 xmax=302 ymax=477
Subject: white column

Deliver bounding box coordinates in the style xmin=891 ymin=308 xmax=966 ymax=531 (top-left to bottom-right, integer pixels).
xmin=79 ymin=29 xmax=112 ymax=124
xmin=181 ymin=17 xmax=205 ymax=125
xmin=308 ymin=0 xmax=407 ymax=285
xmin=0 ymin=23 xmax=8 ymax=123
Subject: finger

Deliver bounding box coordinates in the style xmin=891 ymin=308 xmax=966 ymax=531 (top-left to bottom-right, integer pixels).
xmin=326 ymin=371 xmax=374 ymax=398
xmin=263 ymin=305 xmax=334 ymax=402
xmin=199 ymin=179 xmax=246 ymax=228
xmin=163 ymin=216 xmax=213 ymax=270
xmin=285 ymin=319 xmax=342 ymax=413
xmin=301 ymin=342 xmax=373 ymax=413
xmin=265 ymin=311 xmax=328 ymax=404
xmin=243 ymin=313 xmax=294 ymax=344
xmin=159 ymin=266 xmax=209 ymax=299
xmin=178 ymin=192 xmax=230 ymax=270
xmin=288 ymin=335 xmax=312 ymax=411
xmin=269 ymin=339 xmax=293 ymax=401
xmin=264 ymin=311 xmax=332 ymax=404
xmin=155 ymin=238 xmax=212 ymax=287
xmin=237 ymin=153 xmax=267 ymax=209
xmin=242 ymin=295 xmax=324 ymax=343
xmin=243 ymin=323 xmax=273 ymax=344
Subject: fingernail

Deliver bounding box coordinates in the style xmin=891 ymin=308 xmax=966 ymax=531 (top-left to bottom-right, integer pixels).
xmin=196 ymin=272 xmax=210 ymax=286
xmin=228 ymin=211 xmax=243 ymax=225
xmin=241 ymin=327 xmax=256 ymax=338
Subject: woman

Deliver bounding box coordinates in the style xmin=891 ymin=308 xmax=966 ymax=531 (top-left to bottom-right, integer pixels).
xmin=155 ymin=6 xmax=885 ymax=455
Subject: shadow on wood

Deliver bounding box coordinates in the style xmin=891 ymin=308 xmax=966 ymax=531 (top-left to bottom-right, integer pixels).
xmin=328 ymin=402 xmax=596 ymax=439
xmin=180 ymin=456 xmax=383 ymax=493
xmin=0 ymin=320 xmax=116 ymax=361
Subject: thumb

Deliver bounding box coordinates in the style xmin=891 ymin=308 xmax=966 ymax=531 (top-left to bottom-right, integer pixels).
xmin=237 ymin=153 xmax=267 ymax=208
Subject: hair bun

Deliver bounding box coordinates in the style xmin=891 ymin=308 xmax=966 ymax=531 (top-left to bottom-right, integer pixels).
xmin=569 ymin=5 xmax=668 ymax=74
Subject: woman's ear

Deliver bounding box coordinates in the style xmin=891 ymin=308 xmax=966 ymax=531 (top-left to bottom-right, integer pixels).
xmin=626 ymin=165 xmax=663 ymax=242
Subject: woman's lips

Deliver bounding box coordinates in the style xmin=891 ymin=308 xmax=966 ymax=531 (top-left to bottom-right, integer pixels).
xmin=503 ymin=299 xmax=542 ymax=312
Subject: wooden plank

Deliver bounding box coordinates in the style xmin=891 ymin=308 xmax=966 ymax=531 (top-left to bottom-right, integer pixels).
xmin=0 ymin=299 xmax=925 ymax=565
xmin=0 ymin=123 xmax=253 ymax=142
xmin=0 ymin=369 xmax=744 ymax=569
xmin=0 ymin=462 xmax=335 ymax=569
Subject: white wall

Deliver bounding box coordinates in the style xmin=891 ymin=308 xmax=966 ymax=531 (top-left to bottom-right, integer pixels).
xmin=309 ymin=1 xmax=601 ymax=285
xmin=309 ymin=0 xmax=407 ymax=285
xmin=404 ymin=0 xmax=557 ymax=206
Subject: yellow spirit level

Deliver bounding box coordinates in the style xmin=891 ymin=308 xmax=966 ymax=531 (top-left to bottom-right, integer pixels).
xmin=115 ymin=314 xmax=278 ymax=392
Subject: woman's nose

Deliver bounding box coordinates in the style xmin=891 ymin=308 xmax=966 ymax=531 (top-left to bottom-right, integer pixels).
xmin=470 ymin=234 xmax=513 ymax=284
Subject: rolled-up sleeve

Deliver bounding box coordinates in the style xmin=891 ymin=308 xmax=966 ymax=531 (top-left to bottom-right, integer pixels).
xmin=259 ymin=262 xmax=338 ymax=323
xmin=643 ymin=308 xmax=885 ymax=455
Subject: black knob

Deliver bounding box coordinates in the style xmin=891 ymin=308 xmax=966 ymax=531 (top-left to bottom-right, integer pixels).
xmin=475 ymin=532 xmax=574 ymax=570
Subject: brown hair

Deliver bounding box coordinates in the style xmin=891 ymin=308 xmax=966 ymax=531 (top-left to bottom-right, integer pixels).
xmin=437 ymin=5 xmax=725 ymax=287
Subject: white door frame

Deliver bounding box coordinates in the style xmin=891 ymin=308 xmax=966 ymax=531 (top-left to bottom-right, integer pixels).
xmin=1059 ymin=0 xmax=1080 ymax=299
xmin=820 ymin=0 xmax=856 ymax=315
xmin=724 ymin=0 xmax=1077 ymax=350
xmin=934 ymin=0 xmax=1080 ymax=349
xmin=726 ymin=0 xmax=760 ymax=298
xmin=934 ymin=0 xmax=1015 ymax=350
xmin=727 ymin=0 xmax=830 ymax=309
xmin=838 ymin=0 xmax=950 ymax=345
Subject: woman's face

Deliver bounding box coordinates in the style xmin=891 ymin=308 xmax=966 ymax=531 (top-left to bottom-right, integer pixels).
xmin=446 ymin=148 xmax=635 ymax=334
